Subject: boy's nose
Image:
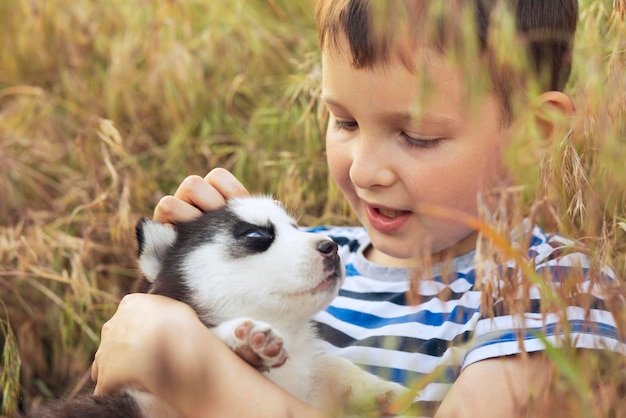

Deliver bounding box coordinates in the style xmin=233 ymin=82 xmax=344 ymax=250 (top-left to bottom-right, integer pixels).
xmin=349 ymin=134 xmax=395 ymax=189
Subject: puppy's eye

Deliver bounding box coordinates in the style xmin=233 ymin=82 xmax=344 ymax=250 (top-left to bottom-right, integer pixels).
xmin=245 ymin=230 xmax=272 ymax=239
xmin=232 ymin=222 xmax=276 ymax=256
xmin=239 ymin=226 xmax=274 ymax=241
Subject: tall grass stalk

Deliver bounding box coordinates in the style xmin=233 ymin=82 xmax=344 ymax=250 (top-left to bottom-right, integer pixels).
xmin=1 ymin=307 xmax=21 ymax=417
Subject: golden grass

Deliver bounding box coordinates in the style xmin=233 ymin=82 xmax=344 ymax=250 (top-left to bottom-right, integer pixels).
xmin=0 ymin=0 xmax=625 ymax=416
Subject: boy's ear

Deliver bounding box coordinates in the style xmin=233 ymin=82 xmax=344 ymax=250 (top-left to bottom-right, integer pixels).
xmin=535 ymin=91 xmax=574 ymax=140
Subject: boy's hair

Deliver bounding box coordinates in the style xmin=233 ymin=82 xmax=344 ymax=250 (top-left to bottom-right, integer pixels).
xmin=316 ymin=0 xmax=578 ymax=122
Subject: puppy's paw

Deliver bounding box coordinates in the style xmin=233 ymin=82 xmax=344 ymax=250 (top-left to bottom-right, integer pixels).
xmin=213 ymin=318 xmax=288 ymax=372
xmin=311 ymin=355 xmax=409 ymax=415
xmin=234 ymin=320 xmax=288 ymax=371
xmin=371 ymin=380 xmax=408 ymax=413
xmin=349 ymin=374 xmax=407 ymax=413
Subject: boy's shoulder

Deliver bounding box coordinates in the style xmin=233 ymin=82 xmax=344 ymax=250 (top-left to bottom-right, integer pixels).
xmin=524 ymin=223 xmax=607 ymax=277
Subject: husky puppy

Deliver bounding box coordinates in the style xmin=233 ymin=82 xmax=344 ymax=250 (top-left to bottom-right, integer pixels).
xmin=32 ymin=196 xmax=404 ymax=417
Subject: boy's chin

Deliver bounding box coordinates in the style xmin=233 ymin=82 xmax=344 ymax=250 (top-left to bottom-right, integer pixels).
xmin=365 ymin=235 xmax=432 ymax=269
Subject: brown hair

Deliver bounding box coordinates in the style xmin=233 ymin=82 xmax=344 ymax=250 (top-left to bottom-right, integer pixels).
xmin=316 ymin=0 xmax=578 ymax=121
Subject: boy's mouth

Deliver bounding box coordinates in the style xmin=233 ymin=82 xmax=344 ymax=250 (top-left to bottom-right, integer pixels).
xmin=376 ymin=208 xmax=408 ymax=219
xmin=366 ymin=205 xmax=412 ymax=233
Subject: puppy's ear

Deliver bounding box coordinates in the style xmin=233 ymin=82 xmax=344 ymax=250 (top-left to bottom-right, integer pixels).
xmin=135 ymin=218 xmax=177 ymax=283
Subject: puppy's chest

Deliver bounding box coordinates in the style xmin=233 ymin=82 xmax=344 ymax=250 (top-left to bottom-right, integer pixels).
xmin=265 ymin=335 xmax=324 ymax=402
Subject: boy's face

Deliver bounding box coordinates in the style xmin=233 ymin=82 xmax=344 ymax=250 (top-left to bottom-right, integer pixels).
xmin=322 ymin=38 xmax=511 ymax=267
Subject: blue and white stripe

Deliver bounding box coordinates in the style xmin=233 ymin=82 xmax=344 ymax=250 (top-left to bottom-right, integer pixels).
xmin=309 ymin=224 xmax=624 ymax=416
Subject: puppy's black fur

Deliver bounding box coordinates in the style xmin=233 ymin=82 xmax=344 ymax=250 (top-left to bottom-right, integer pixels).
xmin=29 ymin=388 xmax=141 ymax=418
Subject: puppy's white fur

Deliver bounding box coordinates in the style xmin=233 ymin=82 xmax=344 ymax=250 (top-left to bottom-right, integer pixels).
xmin=137 ymin=196 xmax=405 ymax=414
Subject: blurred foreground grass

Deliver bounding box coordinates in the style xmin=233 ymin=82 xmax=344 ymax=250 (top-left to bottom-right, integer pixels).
xmin=0 ymin=0 xmax=625 ymax=416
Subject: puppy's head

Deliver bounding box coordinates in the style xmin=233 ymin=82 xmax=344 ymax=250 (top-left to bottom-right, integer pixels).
xmin=135 ymin=196 xmax=345 ymax=326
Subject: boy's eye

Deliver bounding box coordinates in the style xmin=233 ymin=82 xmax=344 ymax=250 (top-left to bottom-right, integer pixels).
xmin=335 ymin=120 xmax=358 ymax=131
xmin=401 ymin=132 xmax=443 ymax=150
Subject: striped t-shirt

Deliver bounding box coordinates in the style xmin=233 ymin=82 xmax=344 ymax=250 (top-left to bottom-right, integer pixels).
xmin=310 ymin=224 xmax=624 ymax=416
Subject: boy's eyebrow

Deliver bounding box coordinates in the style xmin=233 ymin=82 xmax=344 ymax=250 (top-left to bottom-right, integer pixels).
xmin=321 ymin=95 xmax=455 ymax=127
xmin=320 ymin=95 xmax=347 ymax=111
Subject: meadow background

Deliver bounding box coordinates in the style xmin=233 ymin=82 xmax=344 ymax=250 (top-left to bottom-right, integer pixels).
xmin=0 ymin=0 xmax=625 ymax=416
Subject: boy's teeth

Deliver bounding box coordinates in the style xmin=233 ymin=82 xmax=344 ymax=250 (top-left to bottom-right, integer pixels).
xmin=378 ymin=208 xmax=400 ymax=218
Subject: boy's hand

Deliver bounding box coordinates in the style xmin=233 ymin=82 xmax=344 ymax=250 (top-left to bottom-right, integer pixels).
xmin=91 ymin=293 xmax=207 ymax=398
xmin=153 ymin=168 xmax=250 ymax=225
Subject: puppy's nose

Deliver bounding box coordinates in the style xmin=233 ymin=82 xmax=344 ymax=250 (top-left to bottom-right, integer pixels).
xmin=317 ymin=239 xmax=338 ymax=257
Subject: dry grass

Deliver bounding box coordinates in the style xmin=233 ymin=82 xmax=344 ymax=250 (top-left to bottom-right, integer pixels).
xmin=0 ymin=0 xmax=625 ymax=416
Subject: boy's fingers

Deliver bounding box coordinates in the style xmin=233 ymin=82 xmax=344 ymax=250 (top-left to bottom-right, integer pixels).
xmin=154 ymin=174 xmax=229 ymax=224
xmin=91 ymin=357 xmax=132 ymax=396
xmin=90 ymin=361 xmax=98 ymax=385
xmin=153 ymin=195 xmax=203 ymax=224
xmin=152 ymin=169 xmax=249 ymax=225
xmin=204 ymin=168 xmax=250 ymax=200
xmin=91 ymin=367 xmax=110 ymax=397
xmin=175 ymin=175 xmax=230 ymax=211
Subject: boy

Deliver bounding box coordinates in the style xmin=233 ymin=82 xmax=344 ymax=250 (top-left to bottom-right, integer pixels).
xmin=91 ymin=1 xmax=623 ymax=417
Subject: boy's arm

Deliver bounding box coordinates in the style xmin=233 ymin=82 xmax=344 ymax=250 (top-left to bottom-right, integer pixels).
xmin=435 ymin=354 xmax=551 ymax=417
xmin=91 ymin=293 xmax=327 ymax=418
